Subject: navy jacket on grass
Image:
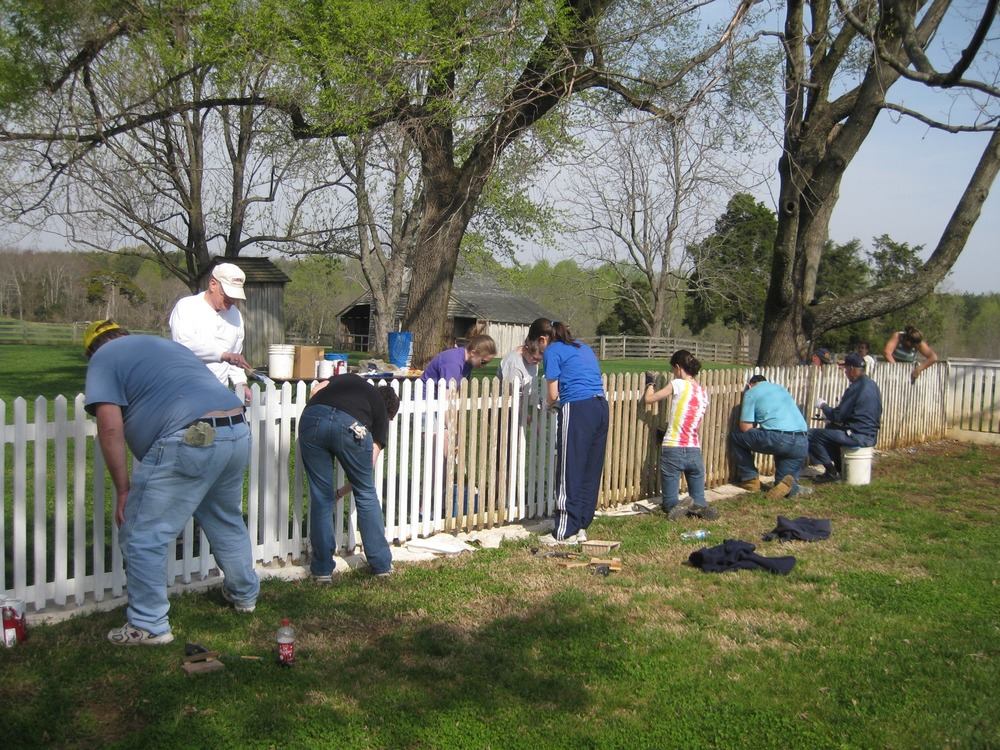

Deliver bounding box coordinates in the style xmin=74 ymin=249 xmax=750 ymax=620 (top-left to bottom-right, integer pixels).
xmin=688 ymin=539 xmax=796 ymax=575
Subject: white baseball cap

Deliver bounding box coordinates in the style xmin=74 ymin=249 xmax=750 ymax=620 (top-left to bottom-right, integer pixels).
xmin=212 ymin=263 xmax=246 ymax=300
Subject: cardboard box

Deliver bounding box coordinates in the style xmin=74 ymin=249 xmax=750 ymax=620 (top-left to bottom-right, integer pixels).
xmin=293 ymin=346 xmax=325 ymax=380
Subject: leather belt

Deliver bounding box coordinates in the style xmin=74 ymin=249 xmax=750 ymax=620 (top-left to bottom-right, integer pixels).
xmin=190 ymin=414 xmax=246 ymax=428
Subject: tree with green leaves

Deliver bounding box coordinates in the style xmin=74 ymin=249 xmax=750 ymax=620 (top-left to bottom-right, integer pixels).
xmin=595 ymin=276 xmax=650 ymax=336
xmin=0 ymin=4 xmax=349 ymax=293
xmin=756 ymin=0 xmax=999 ymax=364
xmin=0 ymin=0 xmax=764 ymax=364
xmin=684 ymin=193 xmax=776 ymax=353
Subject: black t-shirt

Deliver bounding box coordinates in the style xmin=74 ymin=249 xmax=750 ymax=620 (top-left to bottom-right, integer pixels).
xmin=305 ymin=374 xmax=390 ymax=448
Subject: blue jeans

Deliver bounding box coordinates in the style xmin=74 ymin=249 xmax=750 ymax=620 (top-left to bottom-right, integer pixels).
xmin=298 ymin=405 xmax=392 ymax=576
xmin=121 ymin=422 xmax=257 ymax=636
xmin=729 ymin=429 xmax=808 ymax=494
xmin=808 ymin=428 xmax=874 ymax=469
xmin=660 ymin=446 xmax=706 ymax=509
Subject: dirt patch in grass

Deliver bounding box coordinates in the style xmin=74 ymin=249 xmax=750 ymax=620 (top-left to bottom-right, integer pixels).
xmin=717 ymin=607 xmax=810 ymax=634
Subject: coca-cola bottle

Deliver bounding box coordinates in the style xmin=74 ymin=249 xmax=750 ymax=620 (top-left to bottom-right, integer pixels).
xmin=276 ymin=618 xmax=295 ymax=666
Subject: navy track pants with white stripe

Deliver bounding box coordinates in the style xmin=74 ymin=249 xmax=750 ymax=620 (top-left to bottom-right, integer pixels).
xmin=554 ymin=397 xmax=609 ymax=539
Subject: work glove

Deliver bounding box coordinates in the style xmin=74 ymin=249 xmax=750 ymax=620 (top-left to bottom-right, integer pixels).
xmin=814 ymin=397 xmax=826 ymax=409
xmin=644 ymin=372 xmax=656 ymax=388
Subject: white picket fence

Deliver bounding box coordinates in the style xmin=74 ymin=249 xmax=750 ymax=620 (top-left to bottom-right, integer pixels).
xmin=1 ymin=378 xmax=569 ymax=614
xmin=2 ymin=362 xmax=957 ymax=615
xmin=946 ymin=359 xmax=1000 ymax=434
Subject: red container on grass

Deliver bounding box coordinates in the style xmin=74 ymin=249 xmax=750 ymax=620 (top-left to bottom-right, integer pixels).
xmin=2 ymin=598 xmax=28 ymax=647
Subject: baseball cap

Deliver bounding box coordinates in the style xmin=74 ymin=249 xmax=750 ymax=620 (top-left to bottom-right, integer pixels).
xmin=212 ymin=263 xmax=246 ymax=300
xmin=842 ymin=352 xmax=865 ymax=368
xmin=83 ymin=319 xmax=122 ymax=354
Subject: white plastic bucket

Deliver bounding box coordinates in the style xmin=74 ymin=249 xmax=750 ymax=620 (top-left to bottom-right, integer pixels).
xmin=843 ymin=446 xmax=873 ymax=485
xmin=317 ymin=359 xmax=334 ymax=378
xmin=268 ymin=351 xmax=294 ymax=380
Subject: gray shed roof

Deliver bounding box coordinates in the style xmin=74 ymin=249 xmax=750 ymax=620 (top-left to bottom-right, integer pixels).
xmin=202 ymin=257 xmax=290 ymax=285
xmin=338 ymin=267 xmax=552 ymax=325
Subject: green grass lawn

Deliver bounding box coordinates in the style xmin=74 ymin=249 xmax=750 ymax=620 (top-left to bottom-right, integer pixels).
xmin=3 ymin=442 xmax=998 ymax=749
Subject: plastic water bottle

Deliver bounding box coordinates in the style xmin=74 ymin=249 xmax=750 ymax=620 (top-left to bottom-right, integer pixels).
xmin=680 ymin=529 xmax=711 ymax=541
xmin=276 ymin=618 xmax=295 ymax=666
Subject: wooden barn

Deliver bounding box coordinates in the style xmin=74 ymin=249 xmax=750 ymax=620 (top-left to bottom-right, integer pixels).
xmin=337 ymin=267 xmax=553 ymax=356
xmin=199 ymin=257 xmax=290 ymax=368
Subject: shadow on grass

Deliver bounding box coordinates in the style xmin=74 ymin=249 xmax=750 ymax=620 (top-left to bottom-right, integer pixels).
xmin=2 ymin=585 xmax=611 ymax=749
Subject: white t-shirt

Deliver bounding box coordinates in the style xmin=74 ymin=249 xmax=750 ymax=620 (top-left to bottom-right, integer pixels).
xmin=169 ymin=293 xmax=246 ymax=386
xmin=499 ymin=348 xmax=539 ymax=404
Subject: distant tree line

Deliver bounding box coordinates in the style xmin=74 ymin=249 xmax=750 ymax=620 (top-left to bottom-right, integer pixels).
xmin=4 ymin=245 xmax=997 ymax=360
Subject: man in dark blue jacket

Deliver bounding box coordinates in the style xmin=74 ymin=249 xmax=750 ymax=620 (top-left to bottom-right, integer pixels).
xmin=808 ymin=352 xmax=882 ymax=482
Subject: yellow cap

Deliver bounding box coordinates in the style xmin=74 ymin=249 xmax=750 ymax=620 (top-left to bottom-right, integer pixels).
xmin=83 ymin=319 xmax=122 ymax=353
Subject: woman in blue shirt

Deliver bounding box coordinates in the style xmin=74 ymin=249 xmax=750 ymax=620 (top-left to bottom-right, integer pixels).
xmin=538 ymin=321 xmax=608 ymax=544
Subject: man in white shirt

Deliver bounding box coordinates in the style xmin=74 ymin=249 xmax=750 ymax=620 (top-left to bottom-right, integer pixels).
xmin=169 ymin=262 xmax=253 ymax=403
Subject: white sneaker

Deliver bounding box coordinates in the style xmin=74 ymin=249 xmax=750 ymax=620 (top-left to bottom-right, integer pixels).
xmin=538 ymin=533 xmax=579 ymax=546
xmin=107 ymin=623 xmax=174 ymax=646
xmin=221 ymin=586 xmax=256 ymax=613
xmin=577 ymin=529 xmax=588 ymax=543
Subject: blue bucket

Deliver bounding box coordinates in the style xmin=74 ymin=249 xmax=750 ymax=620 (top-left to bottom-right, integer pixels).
xmin=388 ymin=332 xmax=413 ymax=369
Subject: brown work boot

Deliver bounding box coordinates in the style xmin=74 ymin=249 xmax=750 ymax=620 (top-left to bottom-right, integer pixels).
xmin=737 ymin=478 xmax=761 ymax=492
xmin=765 ymin=475 xmax=795 ymax=500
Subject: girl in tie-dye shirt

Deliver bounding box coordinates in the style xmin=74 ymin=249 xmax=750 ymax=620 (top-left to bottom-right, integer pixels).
xmin=642 ymin=350 xmax=718 ymax=521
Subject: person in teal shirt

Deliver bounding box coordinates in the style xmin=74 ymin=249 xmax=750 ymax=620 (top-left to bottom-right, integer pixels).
xmin=729 ymin=375 xmax=812 ymax=499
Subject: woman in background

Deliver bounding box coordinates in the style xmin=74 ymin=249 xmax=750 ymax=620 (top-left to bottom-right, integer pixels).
xmin=539 ymin=321 xmax=608 ymax=545
xmin=498 ymin=338 xmax=543 ymax=405
xmin=643 ymin=350 xmax=717 ymax=521
xmin=884 ymin=325 xmax=938 ymax=382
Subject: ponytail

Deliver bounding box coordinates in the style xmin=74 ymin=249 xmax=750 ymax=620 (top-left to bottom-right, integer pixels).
xmin=670 ymin=349 xmax=701 ymax=377
xmin=550 ymin=321 xmax=579 ymax=348
xmin=526 ymin=317 xmax=554 ymax=343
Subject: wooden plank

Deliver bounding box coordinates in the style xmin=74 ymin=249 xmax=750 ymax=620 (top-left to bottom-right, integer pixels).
xmin=476 ymin=377 xmax=490 ymax=530
xmin=454 ymin=379 xmax=469 ymax=533
xmin=12 ymin=399 xmax=27 ymax=601
xmin=609 ymin=373 xmax=625 ymax=506
xmin=443 ymin=381 xmax=458 ymax=533
xmin=397 ymin=378 xmax=413 ymax=542
xmin=497 ymin=377 xmax=511 ymax=524
xmin=32 ymin=397 xmax=47 ymax=610
xmin=465 ymin=378 xmax=480 ymax=531
xmin=625 ymin=372 xmax=640 ymax=503
xmin=72 ymin=396 xmax=88 ymax=605
xmin=384 ymin=381 xmax=399 ymax=541
xmin=92 ymin=436 xmax=107 ymax=601
xmin=418 ymin=380 xmax=434 ymax=538
xmin=53 ymin=397 xmax=68 ymax=606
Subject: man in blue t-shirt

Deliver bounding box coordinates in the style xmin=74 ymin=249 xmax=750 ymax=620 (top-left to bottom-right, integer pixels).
xmin=729 ymin=375 xmax=812 ymax=500
xmin=83 ymin=320 xmax=258 ymax=646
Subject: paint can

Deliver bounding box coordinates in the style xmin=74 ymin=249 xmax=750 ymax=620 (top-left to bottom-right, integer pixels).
xmin=325 ymin=353 xmax=349 ymax=376
xmin=2 ymin=598 xmax=28 ymax=647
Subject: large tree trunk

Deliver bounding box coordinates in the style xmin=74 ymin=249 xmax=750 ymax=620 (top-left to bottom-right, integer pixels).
xmin=402 ymin=206 xmax=473 ymax=366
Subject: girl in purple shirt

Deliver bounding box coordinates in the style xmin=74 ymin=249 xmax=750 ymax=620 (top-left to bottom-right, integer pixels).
xmin=420 ymin=334 xmax=497 ymax=389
